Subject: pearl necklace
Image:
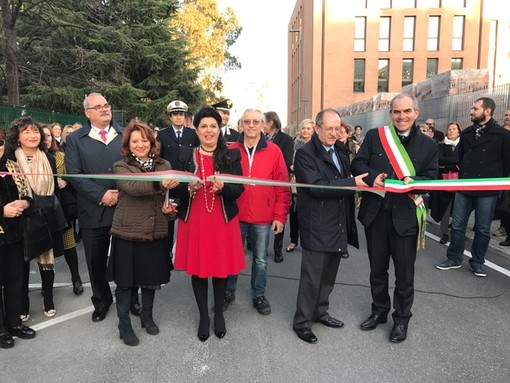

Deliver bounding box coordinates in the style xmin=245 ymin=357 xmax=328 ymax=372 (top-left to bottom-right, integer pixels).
xmin=199 ymin=151 xmax=215 ymax=213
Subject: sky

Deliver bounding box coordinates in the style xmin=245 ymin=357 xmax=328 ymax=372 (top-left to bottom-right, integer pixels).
xmin=217 ymin=0 xmax=297 ymax=126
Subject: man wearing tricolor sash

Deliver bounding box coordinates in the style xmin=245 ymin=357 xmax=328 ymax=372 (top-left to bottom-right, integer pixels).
xmin=436 ymin=98 xmax=510 ymax=277
xmin=351 ymin=93 xmax=438 ymax=343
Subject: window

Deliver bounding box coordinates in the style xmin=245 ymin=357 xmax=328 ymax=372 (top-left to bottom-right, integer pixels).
xmin=452 ymin=15 xmax=465 ymax=51
xmin=403 ymin=16 xmax=415 ymax=51
xmin=417 ymin=0 xmax=440 ymax=7
xmin=402 ymin=59 xmax=414 ymax=87
xmin=448 ymin=0 xmax=466 ymax=8
xmin=354 ymin=17 xmax=366 ymax=52
xmin=354 ymin=59 xmax=366 ymax=92
xmin=378 ymin=59 xmax=389 ymax=92
xmin=379 ymin=17 xmax=391 ymax=51
xmin=426 ymin=58 xmax=438 ymax=78
xmin=428 ymin=16 xmax=440 ymax=51
xmin=451 ymin=58 xmax=463 ymax=70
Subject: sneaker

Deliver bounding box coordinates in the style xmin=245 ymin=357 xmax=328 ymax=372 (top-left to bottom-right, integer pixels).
xmin=252 ymin=296 xmax=271 ymax=315
xmin=471 ymin=264 xmax=487 ymax=277
xmin=436 ymin=259 xmax=462 ymax=270
xmin=222 ymin=292 xmax=235 ymax=312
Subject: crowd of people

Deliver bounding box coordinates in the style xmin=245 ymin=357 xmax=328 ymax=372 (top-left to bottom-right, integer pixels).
xmin=1 ymin=92 xmax=509 ymax=350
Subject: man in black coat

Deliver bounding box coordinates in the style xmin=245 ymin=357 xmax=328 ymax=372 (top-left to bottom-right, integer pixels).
xmin=292 ymin=108 xmax=368 ymax=344
xmin=212 ymin=99 xmax=239 ymax=144
xmin=263 ymin=111 xmax=294 ymax=263
xmin=351 ymin=93 xmax=438 ymax=343
xmin=157 ymin=100 xmax=198 ymax=251
xmin=65 ymin=92 xmax=123 ymax=322
xmin=436 ymin=97 xmax=510 ymax=277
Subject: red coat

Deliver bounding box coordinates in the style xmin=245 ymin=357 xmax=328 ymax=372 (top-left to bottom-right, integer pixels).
xmin=230 ymin=135 xmax=291 ymax=225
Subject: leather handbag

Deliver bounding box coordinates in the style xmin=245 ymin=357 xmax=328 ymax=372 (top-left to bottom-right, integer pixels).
xmin=34 ymin=194 xmax=68 ymax=232
xmin=22 ymin=209 xmax=53 ymax=262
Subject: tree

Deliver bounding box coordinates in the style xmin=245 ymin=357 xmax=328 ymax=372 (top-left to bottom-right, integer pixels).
xmin=169 ymin=0 xmax=241 ymax=102
xmin=2 ymin=0 xmax=205 ymax=125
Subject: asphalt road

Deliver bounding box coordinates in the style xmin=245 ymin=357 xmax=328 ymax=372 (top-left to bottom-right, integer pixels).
xmin=2 ymin=217 xmax=510 ymax=383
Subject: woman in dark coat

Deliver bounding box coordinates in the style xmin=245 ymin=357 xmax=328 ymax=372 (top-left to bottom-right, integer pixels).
xmin=0 ymin=127 xmax=36 ymax=349
xmin=430 ymin=122 xmax=462 ymax=244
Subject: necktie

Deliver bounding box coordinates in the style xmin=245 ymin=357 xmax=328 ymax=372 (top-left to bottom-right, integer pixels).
xmin=328 ymin=149 xmax=342 ymax=175
xmin=176 ymin=130 xmax=182 ymax=141
xmin=99 ymin=129 xmax=107 ymax=143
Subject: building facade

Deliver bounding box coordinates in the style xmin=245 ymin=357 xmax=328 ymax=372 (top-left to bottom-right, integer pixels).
xmin=288 ymin=0 xmax=510 ymax=127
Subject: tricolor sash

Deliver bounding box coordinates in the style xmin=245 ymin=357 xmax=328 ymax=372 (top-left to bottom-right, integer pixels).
xmin=378 ymin=124 xmax=427 ymax=249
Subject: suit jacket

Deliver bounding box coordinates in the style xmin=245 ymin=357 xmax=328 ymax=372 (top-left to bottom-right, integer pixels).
xmin=351 ymin=125 xmax=438 ymax=237
xmin=295 ymin=134 xmax=358 ymax=253
xmin=271 ymin=130 xmax=295 ymax=173
xmin=64 ymin=120 xmax=123 ymax=229
xmin=157 ymin=126 xmax=199 ymax=168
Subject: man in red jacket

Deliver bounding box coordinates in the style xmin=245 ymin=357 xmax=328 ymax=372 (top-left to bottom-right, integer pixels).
xmin=224 ymin=108 xmax=291 ymax=315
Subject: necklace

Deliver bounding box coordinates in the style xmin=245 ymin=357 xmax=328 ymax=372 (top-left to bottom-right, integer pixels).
xmin=199 ymin=151 xmax=215 ymax=213
xmin=200 ymin=145 xmax=215 ymax=153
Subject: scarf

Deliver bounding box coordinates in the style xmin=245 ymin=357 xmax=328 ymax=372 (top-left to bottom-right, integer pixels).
xmin=443 ymin=137 xmax=460 ymax=147
xmin=14 ymin=147 xmax=55 ymax=269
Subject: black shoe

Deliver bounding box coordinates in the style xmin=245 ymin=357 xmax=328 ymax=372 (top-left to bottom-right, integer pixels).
xmin=500 ymin=239 xmax=510 ymax=246
xmin=92 ymin=307 xmax=109 ymax=322
xmin=360 ymin=313 xmax=387 ymax=331
xmin=0 ymin=332 xmax=15 ymax=349
xmin=286 ymin=243 xmax=297 ymax=252
xmin=130 ymin=303 xmax=142 ymax=316
xmin=119 ymin=326 xmax=139 ymax=347
xmin=8 ymin=325 xmax=36 ymax=339
xmin=274 ymin=252 xmax=284 ymax=263
xmin=439 ymin=234 xmax=449 ymax=245
xmin=315 ymin=314 xmax=344 ymax=328
xmin=198 ymin=317 xmax=210 ymax=342
xmin=389 ymin=323 xmax=407 ymax=343
xmin=294 ymin=327 xmax=318 ymax=344
xmin=341 ymin=252 xmax=349 ymax=259
xmin=252 ymin=296 xmax=271 ymax=315
xmin=222 ymin=292 xmax=235 ymax=312
xmin=214 ymin=315 xmax=227 ymax=339
xmin=72 ymin=279 xmax=84 ymax=295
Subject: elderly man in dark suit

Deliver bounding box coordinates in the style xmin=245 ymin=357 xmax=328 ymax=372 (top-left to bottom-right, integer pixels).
xmin=292 ymin=108 xmax=368 ymax=344
xmin=65 ymin=92 xmax=124 ymax=322
xmin=157 ymin=100 xmax=198 ymax=251
xmin=352 ymin=93 xmax=438 ymax=343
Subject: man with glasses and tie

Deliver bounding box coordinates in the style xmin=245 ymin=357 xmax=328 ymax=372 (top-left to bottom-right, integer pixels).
xmin=224 ymin=109 xmax=291 ymax=316
xmin=65 ymin=92 xmax=124 ymax=322
xmin=292 ymin=108 xmax=368 ymax=343
xmin=157 ymin=100 xmax=198 ymax=252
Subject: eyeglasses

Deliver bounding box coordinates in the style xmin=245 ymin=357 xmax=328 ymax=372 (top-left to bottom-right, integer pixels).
xmin=425 ymin=123 xmax=435 ymax=126
xmin=317 ymin=125 xmax=342 ymax=135
xmin=86 ymin=103 xmax=111 ymax=111
xmin=242 ymin=119 xmax=261 ymax=126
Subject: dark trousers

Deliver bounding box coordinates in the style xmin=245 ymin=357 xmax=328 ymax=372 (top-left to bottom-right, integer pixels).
xmin=168 ymin=220 xmax=175 ymax=251
xmin=81 ymin=227 xmax=113 ymax=310
xmin=0 ymin=242 xmax=24 ymax=330
xmin=293 ymin=248 xmax=341 ymax=329
xmin=288 ymin=196 xmax=299 ymax=244
xmin=365 ymin=211 xmax=417 ymax=325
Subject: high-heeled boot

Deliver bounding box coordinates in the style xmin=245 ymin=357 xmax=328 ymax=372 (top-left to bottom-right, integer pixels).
xmin=116 ymin=288 xmax=139 ymax=346
xmin=40 ymin=269 xmax=56 ymax=317
xmin=64 ymin=248 xmax=83 ymax=295
xmin=140 ymin=288 xmax=159 ymax=335
xmin=192 ymin=276 xmax=210 ymax=342
xmin=213 ymin=277 xmax=227 ymax=338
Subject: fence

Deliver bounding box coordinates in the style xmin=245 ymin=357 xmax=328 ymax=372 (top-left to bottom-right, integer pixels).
xmin=341 ymin=83 xmax=510 ymax=132
xmin=0 ymin=104 xmax=87 ymax=129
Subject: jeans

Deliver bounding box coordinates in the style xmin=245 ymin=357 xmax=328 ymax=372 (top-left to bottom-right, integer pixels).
xmin=227 ymin=222 xmax=271 ymax=298
xmin=446 ymin=192 xmax=498 ymax=267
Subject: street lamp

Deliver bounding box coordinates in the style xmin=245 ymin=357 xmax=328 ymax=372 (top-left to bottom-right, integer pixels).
xmin=289 ymin=28 xmax=301 ymax=127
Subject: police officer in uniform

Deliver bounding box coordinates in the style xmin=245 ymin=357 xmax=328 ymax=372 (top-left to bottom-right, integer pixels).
xmin=157 ymin=100 xmax=198 ymax=251
xmin=212 ymin=99 xmax=239 ymax=144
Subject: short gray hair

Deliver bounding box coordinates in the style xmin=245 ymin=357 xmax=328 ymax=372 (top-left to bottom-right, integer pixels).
xmin=242 ymin=108 xmax=265 ymax=123
xmin=83 ymin=92 xmax=104 ymax=110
